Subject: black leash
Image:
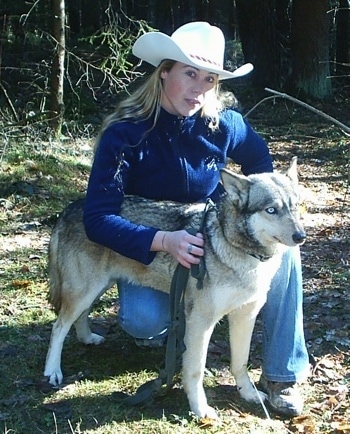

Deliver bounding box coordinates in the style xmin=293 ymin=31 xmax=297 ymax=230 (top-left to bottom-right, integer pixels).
xmin=115 ymin=198 xmax=216 ymax=406
xmin=189 ymin=198 xmax=216 ymax=289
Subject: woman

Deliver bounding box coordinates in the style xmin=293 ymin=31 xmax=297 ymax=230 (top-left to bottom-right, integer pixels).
xmin=84 ymin=22 xmax=309 ymax=416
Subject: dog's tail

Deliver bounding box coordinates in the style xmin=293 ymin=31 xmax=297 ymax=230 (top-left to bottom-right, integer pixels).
xmin=48 ymin=228 xmax=63 ymax=313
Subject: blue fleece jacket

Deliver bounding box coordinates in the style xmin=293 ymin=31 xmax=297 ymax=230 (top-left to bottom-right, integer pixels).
xmin=83 ymin=107 xmax=273 ymax=265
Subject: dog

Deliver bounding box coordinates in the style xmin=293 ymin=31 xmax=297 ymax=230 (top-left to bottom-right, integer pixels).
xmin=44 ymin=157 xmax=306 ymax=419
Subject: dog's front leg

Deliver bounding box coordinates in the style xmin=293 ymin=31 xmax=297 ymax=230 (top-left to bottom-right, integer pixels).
xmin=74 ymin=309 xmax=105 ymax=345
xmin=182 ymin=311 xmax=218 ymax=419
xmin=227 ymin=303 xmax=266 ymax=404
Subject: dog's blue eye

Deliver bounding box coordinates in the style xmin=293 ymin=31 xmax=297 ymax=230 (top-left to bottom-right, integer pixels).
xmin=266 ymin=207 xmax=276 ymax=214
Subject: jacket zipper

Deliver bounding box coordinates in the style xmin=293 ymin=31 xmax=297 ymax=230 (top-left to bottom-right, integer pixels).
xmin=176 ymin=116 xmax=189 ymax=196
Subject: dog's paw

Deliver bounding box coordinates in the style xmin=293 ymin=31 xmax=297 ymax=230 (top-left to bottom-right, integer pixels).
xmin=80 ymin=333 xmax=105 ymax=345
xmin=248 ymin=389 xmax=267 ymax=404
xmin=44 ymin=370 xmax=63 ymax=386
xmin=239 ymin=385 xmax=267 ymax=404
xmin=257 ymin=390 xmax=268 ymax=402
xmin=204 ymin=405 xmax=219 ymax=420
xmin=191 ymin=403 xmax=219 ymax=420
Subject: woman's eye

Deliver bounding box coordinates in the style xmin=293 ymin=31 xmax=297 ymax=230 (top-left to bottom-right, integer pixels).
xmin=266 ymin=207 xmax=276 ymax=214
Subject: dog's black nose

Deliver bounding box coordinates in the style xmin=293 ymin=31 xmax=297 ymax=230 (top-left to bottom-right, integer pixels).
xmin=293 ymin=232 xmax=306 ymax=244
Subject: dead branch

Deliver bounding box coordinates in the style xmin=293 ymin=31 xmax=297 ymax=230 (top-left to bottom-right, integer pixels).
xmin=263 ymin=88 xmax=350 ymax=135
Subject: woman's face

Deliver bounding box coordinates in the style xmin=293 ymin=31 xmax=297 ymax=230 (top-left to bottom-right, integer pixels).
xmin=160 ymin=62 xmax=218 ymax=117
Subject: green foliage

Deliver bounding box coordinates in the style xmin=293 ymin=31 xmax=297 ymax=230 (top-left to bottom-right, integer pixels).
xmin=0 ymin=4 xmax=153 ymax=133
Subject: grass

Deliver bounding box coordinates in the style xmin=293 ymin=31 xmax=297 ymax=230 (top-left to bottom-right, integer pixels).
xmin=0 ymin=98 xmax=349 ymax=433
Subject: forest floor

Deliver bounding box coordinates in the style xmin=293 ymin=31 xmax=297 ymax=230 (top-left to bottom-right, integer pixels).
xmin=0 ymin=85 xmax=349 ymax=433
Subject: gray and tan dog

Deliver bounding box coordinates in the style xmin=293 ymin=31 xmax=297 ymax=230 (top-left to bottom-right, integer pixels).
xmin=44 ymin=158 xmax=306 ymax=419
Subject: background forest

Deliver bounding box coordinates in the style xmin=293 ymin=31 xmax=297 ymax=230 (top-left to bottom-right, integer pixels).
xmin=0 ymin=0 xmax=349 ymax=135
xmin=0 ymin=1 xmax=349 ymax=434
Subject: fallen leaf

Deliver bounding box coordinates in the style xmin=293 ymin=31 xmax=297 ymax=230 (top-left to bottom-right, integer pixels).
xmin=11 ymin=279 xmax=31 ymax=288
xmin=331 ymin=421 xmax=350 ymax=433
xmin=198 ymin=417 xmax=217 ymax=428
xmin=20 ymin=264 xmax=30 ymax=273
xmin=289 ymin=415 xmax=316 ymax=433
xmin=327 ymin=395 xmax=339 ymax=407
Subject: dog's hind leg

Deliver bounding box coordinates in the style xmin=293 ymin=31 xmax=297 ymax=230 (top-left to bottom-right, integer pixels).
xmin=227 ymin=303 xmax=267 ymax=404
xmin=44 ymin=309 xmax=78 ymax=386
xmin=44 ymin=286 xmax=105 ymax=386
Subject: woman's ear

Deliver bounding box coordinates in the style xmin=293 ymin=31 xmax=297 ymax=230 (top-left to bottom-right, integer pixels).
xmin=160 ymin=70 xmax=168 ymax=79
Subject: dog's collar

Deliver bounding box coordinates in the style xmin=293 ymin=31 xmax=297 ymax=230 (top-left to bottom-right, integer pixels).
xmin=247 ymin=252 xmax=272 ymax=262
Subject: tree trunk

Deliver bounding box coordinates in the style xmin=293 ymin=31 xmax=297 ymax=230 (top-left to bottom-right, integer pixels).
xmin=236 ymin=0 xmax=282 ymax=89
xmin=50 ymin=0 xmax=65 ymax=135
xmin=81 ymin=0 xmax=101 ymax=31
xmin=336 ymin=0 xmax=350 ymax=76
xmin=289 ymin=0 xmax=332 ymax=99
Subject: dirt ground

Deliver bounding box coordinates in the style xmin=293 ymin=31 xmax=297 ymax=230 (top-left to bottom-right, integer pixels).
xmin=1 ymin=90 xmax=349 ymax=433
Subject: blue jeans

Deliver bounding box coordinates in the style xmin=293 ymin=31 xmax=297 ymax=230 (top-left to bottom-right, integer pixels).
xmin=261 ymin=247 xmax=309 ymax=382
xmin=117 ymin=247 xmax=309 ymax=382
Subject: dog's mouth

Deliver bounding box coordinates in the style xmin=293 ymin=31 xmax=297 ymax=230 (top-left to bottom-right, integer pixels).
xmin=273 ymin=233 xmax=306 ymax=247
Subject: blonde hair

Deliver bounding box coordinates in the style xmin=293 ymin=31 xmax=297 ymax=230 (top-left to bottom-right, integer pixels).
xmin=96 ymin=60 xmax=237 ymax=151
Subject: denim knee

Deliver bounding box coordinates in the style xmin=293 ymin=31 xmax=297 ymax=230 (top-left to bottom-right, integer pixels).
xmin=261 ymin=247 xmax=309 ymax=382
xmin=117 ymin=280 xmax=170 ymax=339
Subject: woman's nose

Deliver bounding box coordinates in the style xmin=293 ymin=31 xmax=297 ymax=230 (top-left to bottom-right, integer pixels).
xmin=191 ymin=81 xmax=206 ymax=95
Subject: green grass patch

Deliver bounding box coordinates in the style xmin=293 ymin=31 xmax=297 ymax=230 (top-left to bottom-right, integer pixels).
xmin=0 ymin=138 xmax=92 ymax=225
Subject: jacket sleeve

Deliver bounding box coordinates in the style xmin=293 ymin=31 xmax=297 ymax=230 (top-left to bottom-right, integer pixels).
xmin=83 ymin=126 xmax=159 ymax=265
xmin=225 ymin=110 xmax=273 ymax=175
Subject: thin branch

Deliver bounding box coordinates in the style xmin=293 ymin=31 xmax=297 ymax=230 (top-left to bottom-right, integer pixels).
xmin=244 ymin=96 xmax=280 ymax=119
xmin=20 ymin=0 xmax=42 ymax=26
xmin=0 ymin=82 xmax=19 ymax=122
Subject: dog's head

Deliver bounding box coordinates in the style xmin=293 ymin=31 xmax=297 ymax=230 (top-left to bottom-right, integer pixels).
xmin=220 ymin=157 xmax=306 ymax=248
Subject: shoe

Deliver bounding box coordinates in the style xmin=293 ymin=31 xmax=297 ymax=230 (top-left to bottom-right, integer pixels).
xmin=259 ymin=376 xmax=304 ymax=417
xmin=134 ymin=337 xmax=166 ymax=348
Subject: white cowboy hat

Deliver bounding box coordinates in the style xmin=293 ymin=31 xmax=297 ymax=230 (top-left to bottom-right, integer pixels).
xmin=132 ymin=21 xmax=253 ymax=80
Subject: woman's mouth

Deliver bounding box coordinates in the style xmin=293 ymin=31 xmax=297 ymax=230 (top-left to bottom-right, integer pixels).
xmin=186 ymin=98 xmax=200 ymax=106
xmin=185 ymin=99 xmax=202 ymax=111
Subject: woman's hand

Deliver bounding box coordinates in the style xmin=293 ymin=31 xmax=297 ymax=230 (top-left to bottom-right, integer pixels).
xmin=152 ymin=230 xmax=204 ymax=269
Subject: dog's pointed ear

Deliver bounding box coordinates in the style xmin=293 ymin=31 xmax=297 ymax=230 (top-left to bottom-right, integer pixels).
xmin=220 ymin=168 xmax=250 ymax=198
xmin=286 ymin=156 xmax=299 ymax=185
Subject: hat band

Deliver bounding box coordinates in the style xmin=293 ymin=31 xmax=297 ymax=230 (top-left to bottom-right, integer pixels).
xmin=189 ymin=53 xmax=222 ymax=68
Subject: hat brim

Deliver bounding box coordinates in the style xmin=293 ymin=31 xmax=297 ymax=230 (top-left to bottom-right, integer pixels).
xmin=132 ymin=32 xmax=253 ymax=80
